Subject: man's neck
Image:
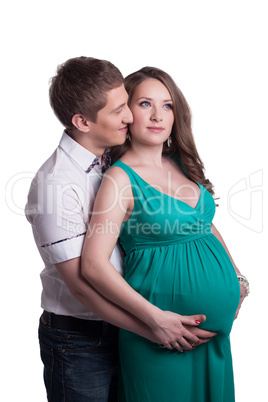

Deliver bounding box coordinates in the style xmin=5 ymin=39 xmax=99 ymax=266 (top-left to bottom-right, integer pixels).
xmin=66 ymin=129 xmax=105 ymax=158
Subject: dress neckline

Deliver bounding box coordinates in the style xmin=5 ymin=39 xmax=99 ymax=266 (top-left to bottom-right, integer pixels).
xmin=116 ymin=160 xmax=202 ymax=211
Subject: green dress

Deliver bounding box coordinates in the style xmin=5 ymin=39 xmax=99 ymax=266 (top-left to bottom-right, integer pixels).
xmin=113 ymin=160 xmax=240 ymax=402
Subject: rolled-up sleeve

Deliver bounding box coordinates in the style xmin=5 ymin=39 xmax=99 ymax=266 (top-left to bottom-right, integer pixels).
xmin=26 ymin=178 xmax=88 ymax=264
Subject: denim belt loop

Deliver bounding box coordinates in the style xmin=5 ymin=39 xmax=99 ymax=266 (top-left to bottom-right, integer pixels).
xmin=41 ymin=310 xmax=52 ymax=327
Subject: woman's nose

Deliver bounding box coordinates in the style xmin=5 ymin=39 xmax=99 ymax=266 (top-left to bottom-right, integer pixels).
xmin=150 ymin=108 xmax=163 ymax=122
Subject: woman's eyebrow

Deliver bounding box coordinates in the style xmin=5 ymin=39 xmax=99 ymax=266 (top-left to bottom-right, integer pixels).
xmin=136 ymin=97 xmax=172 ymax=102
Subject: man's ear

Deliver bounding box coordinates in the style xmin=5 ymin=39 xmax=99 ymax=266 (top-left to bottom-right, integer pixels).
xmin=72 ymin=114 xmax=91 ymax=132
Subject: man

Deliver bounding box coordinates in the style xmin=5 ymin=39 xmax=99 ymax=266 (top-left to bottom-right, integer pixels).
xmin=25 ymin=57 xmax=215 ymax=401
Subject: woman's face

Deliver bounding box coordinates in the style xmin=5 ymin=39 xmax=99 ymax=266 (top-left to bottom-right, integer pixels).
xmin=128 ymin=78 xmax=174 ymax=146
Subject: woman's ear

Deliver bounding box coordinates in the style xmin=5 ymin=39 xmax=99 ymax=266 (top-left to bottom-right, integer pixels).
xmin=72 ymin=114 xmax=91 ymax=132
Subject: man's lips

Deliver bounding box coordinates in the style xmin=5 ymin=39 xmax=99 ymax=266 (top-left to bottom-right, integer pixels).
xmin=119 ymin=126 xmax=128 ymax=133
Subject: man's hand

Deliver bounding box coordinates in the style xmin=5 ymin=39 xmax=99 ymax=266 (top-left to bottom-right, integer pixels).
xmin=184 ymin=325 xmax=217 ymax=347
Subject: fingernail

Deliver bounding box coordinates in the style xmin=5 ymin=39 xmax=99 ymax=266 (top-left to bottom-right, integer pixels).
xmin=195 ymin=320 xmax=201 ymax=324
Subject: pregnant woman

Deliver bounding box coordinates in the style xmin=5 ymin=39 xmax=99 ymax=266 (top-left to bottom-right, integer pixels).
xmin=81 ymin=66 xmax=249 ymax=401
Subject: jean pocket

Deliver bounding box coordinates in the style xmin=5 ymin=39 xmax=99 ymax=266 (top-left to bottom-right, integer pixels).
xmin=63 ymin=332 xmax=101 ymax=353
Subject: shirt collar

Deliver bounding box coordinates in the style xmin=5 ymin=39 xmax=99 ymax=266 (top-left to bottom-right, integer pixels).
xmin=59 ymin=131 xmax=97 ymax=172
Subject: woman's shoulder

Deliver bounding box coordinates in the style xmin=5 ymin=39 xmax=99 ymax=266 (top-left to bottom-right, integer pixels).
xmin=104 ymin=161 xmax=132 ymax=186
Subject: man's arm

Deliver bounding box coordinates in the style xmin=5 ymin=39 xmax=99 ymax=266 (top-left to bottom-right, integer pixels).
xmin=27 ymin=175 xmax=216 ymax=348
xmin=56 ymin=257 xmax=157 ymax=341
xmin=56 ymin=257 xmax=217 ymax=346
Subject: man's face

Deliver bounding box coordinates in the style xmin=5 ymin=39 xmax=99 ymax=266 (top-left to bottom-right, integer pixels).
xmin=90 ymin=84 xmax=133 ymax=148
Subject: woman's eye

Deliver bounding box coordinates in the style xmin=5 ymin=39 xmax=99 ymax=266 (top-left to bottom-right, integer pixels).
xmin=140 ymin=101 xmax=150 ymax=107
xmin=164 ymin=103 xmax=173 ymax=110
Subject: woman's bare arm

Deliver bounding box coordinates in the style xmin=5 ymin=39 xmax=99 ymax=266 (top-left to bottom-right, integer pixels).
xmin=81 ymin=167 xmax=212 ymax=350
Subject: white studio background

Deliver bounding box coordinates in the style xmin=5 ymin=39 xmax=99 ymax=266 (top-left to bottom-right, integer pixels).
xmin=1 ymin=1 xmax=267 ymax=401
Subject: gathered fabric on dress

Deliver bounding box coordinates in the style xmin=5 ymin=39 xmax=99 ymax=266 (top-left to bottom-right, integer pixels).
xmin=113 ymin=160 xmax=240 ymax=402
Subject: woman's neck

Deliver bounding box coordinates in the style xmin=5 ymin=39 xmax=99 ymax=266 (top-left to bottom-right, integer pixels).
xmin=123 ymin=142 xmax=165 ymax=168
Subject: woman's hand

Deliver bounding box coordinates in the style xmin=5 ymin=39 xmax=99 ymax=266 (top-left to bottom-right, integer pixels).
xmin=150 ymin=311 xmax=216 ymax=352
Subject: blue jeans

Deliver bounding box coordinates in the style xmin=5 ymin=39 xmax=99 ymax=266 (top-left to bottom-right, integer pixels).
xmin=38 ymin=314 xmax=119 ymax=402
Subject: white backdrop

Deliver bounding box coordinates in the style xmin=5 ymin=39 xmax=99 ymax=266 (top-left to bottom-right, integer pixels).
xmin=2 ymin=1 xmax=267 ymax=401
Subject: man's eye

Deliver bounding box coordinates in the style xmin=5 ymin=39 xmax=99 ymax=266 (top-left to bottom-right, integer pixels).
xmin=115 ymin=109 xmax=123 ymax=114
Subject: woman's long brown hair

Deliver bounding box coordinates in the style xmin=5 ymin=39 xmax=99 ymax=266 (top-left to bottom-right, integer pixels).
xmin=111 ymin=66 xmax=215 ymax=196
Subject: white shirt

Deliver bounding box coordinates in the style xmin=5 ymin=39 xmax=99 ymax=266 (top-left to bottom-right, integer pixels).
xmin=25 ymin=131 xmax=124 ymax=320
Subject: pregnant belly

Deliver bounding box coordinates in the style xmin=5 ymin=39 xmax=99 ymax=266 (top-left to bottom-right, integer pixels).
xmin=125 ymin=237 xmax=241 ymax=336
xmin=171 ymin=275 xmax=240 ymax=336
xmin=144 ymin=271 xmax=240 ymax=336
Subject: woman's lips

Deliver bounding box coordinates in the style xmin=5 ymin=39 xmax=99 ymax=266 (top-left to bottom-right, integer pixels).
xmin=147 ymin=126 xmax=165 ymax=133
